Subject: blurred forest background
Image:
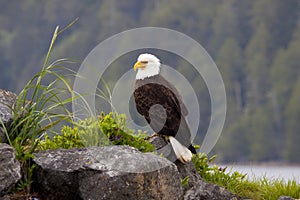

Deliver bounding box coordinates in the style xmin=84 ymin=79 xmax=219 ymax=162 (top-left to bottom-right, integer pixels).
xmin=0 ymin=0 xmax=300 ymax=163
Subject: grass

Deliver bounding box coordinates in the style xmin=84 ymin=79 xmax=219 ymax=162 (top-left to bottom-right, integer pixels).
xmin=192 ymin=153 xmax=300 ymax=199
xmin=1 ymin=20 xmax=77 ymax=193
xmin=227 ymin=177 xmax=300 ymax=199
xmin=259 ymin=178 xmax=298 ymax=199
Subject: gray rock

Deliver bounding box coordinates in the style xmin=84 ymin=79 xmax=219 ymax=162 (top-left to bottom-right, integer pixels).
xmin=0 ymin=143 xmax=21 ymax=196
xmin=183 ymin=179 xmax=240 ymax=200
xmin=150 ymin=135 xmax=241 ymax=200
xmin=0 ymin=194 xmax=33 ymax=200
xmin=0 ymin=89 xmax=17 ymax=143
xmin=0 ymin=196 xmax=10 ymax=200
xmin=33 ymin=145 xmax=183 ymax=200
xmin=174 ymin=161 xmax=240 ymax=200
xmin=278 ymin=196 xmax=295 ymax=200
xmin=175 ymin=160 xmax=203 ymax=192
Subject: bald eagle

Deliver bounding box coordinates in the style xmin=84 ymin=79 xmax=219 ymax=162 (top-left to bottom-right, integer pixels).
xmin=133 ymin=53 xmax=196 ymax=163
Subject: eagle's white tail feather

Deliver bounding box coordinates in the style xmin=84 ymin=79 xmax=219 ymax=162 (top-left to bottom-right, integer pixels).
xmin=169 ymin=136 xmax=192 ymax=163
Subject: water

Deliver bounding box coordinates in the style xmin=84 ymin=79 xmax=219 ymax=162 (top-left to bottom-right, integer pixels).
xmin=219 ymin=164 xmax=300 ymax=183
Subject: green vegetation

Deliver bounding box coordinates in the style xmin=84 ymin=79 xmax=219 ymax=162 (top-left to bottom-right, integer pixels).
xmin=37 ymin=126 xmax=85 ymax=150
xmin=192 ymin=153 xmax=300 ymax=199
xmin=1 ymin=2 xmax=300 ymax=198
xmin=38 ymin=112 xmax=155 ymax=153
xmin=97 ymin=112 xmax=155 ymax=152
xmin=1 ymin=24 xmax=77 ymax=192
xmin=180 ymin=176 xmax=190 ymax=187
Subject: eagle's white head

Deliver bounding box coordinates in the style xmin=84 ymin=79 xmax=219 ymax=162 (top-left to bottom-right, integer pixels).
xmin=134 ymin=53 xmax=161 ymax=80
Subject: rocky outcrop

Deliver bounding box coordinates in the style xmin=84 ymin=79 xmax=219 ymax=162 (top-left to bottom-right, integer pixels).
xmin=0 ymin=143 xmax=21 ymax=196
xmin=32 ymin=143 xmax=242 ymax=200
xmin=183 ymin=178 xmax=240 ymax=200
xmin=151 ymin=136 xmax=240 ymax=200
xmin=2 ymin=138 xmax=295 ymax=200
xmin=33 ymin=146 xmax=183 ymax=200
xmin=0 ymin=89 xmax=17 ymax=143
xmin=175 ymin=159 xmax=240 ymax=200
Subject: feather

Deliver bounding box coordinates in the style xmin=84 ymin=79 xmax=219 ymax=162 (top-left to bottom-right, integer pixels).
xmin=169 ymin=136 xmax=192 ymax=163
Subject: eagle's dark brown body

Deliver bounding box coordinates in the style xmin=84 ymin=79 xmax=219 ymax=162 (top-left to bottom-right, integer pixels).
xmin=134 ymin=74 xmax=196 ymax=154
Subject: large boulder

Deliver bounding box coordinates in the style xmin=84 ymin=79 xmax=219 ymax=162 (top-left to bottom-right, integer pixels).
xmin=33 ymin=145 xmax=183 ymax=200
xmin=0 ymin=143 xmax=21 ymax=196
xmin=0 ymin=89 xmax=17 ymax=143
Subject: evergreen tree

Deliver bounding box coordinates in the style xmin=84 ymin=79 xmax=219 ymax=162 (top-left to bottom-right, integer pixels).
xmin=216 ymin=37 xmax=245 ymax=115
xmin=284 ymin=77 xmax=300 ymax=162
xmin=245 ymin=22 xmax=271 ymax=108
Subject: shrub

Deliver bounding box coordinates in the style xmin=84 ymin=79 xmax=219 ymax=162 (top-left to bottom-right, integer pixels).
xmin=38 ymin=112 xmax=155 ymax=153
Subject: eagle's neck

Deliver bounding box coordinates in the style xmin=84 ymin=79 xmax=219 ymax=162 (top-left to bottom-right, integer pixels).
xmin=136 ymin=63 xmax=160 ymax=80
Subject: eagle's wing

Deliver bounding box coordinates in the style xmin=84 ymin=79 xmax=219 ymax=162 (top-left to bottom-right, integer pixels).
xmin=134 ymin=82 xmax=178 ymax=133
xmin=155 ymin=75 xmax=188 ymax=116
xmin=151 ymin=76 xmax=196 ymax=153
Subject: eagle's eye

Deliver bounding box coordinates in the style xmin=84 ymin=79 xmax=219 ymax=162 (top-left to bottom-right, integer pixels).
xmin=141 ymin=61 xmax=148 ymax=64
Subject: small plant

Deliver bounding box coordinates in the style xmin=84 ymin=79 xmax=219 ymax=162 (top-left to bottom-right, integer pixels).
xmin=37 ymin=126 xmax=84 ymax=150
xmin=192 ymin=153 xmax=258 ymax=198
xmin=181 ymin=176 xmax=190 ymax=187
xmin=39 ymin=112 xmax=156 ymax=153
xmin=192 ymin=153 xmax=246 ymax=186
xmin=98 ymin=112 xmax=155 ymax=153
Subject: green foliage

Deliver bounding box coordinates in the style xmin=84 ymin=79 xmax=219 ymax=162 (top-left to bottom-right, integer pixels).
xmin=38 ymin=126 xmax=85 ymax=150
xmin=192 ymin=153 xmax=300 ymax=199
xmin=258 ymin=178 xmax=300 ymax=200
xmin=192 ymin=153 xmax=253 ymax=198
xmin=98 ymin=112 xmax=155 ymax=153
xmin=192 ymin=153 xmax=246 ymax=188
xmin=16 ymin=164 xmax=35 ymax=192
xmin=39 ymin=112 xmax=155 ymax=153
xmin=180 ymin=176 xmax=190 ymax=187
xmin=38 ymin=117 xmax=108 ymax=150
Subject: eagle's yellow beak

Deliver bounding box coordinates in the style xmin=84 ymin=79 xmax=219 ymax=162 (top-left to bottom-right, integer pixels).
xmin=134 ymin=61 xmax=146 ymax=71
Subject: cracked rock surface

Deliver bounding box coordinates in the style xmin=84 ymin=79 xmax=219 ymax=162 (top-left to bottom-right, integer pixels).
xmin=33 ymin=145 xmax=183 ymax=200
xmin=0 ymin=89 xmax=17 ymax=143
xmin=0 ymin=144 xmax=21 ymax=196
